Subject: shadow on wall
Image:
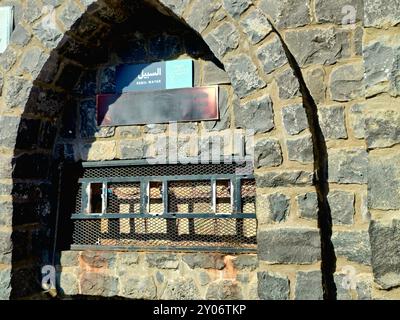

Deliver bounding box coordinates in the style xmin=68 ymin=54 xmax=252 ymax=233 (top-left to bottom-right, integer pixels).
xmin=9 ymin=0 xmax=225 ymax=299
xmin=269 ymin=26 xmax=337 ymax=299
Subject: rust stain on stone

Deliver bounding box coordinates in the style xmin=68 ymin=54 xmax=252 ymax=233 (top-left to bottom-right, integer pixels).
xmin=222 ymin=255 xmax=237 ymax=280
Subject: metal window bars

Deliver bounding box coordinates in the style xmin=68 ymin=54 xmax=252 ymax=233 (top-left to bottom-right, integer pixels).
xmin=71 ymin=160 xmax=257 ymax=253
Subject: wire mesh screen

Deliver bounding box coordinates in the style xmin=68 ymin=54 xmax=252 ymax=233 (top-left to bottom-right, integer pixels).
xmin=168 ymin=181 xmax=212 ymax=213
xmin=241 ymin=179 xmax=256 ymax=214
xmin=71 ymin=162 xmax=257 ymax=253
xmin=72 ymin=217 xmax=257 ymax=250
xmin=83 ymin=163 xmax=244 ymax=178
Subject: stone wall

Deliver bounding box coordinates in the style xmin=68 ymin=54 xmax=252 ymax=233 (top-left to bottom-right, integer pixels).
xmin=59 ymin=251 xmax=258 ymax=300
xmin=0 ymin=0 xmax=398 ymax=300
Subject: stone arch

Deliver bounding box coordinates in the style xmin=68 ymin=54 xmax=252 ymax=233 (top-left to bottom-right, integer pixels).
xmin=0 ymin=0 xmax=378 ymax=300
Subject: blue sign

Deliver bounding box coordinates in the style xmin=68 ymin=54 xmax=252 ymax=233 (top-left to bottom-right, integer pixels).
xmin=116 ymin=60 xmax=193 ymax=93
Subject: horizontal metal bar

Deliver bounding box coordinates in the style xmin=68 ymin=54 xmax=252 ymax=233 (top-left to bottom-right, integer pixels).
xmin=71 ymin=213 xmax=257 ymax=219
xmin=70 ymin=244 xmax=257 ymax=254
xmin=78 ymin=174 xmax=254 ymax=184
xmin=82 ymin=157 xmax=254 ymax=168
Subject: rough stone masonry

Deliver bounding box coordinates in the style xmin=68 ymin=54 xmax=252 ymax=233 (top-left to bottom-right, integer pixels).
xmin=0 ymin=0 xmax=399 ymax=300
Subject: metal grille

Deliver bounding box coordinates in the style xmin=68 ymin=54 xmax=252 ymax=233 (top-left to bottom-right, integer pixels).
xmin=83 ymin=162 xmax=247 ymax=178
xmin=72 ymin=216 xmax=257 ymax=251
xmin=107 ymin=183 xmax=141 ymax=213
xmin=71 ymin=161 xmax=257 ymax=253
xmin=168 ymin=181 xmax=212 ymax=213
xmin=241 ymin=179 xmax=256 ymax=214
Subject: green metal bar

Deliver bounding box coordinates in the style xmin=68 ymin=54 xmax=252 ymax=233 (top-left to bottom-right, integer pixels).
xmin=71 ymin=213 xmax=256 ymax=219
xmin=78 ymin=173 xmax=252 ymax=184
xmin=233 ymin=177 xmax=242 ymax=214
xmin=70 ymin=244 xmax=257 ymax=254
xmin=81 ymin=157 xmax=254 ymax=168
xmin=140 ymin=180 xmax=148 ymax=214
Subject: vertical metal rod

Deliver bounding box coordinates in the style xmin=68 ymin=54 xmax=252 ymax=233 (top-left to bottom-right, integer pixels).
xmin=162 ymin=181 xmax=168 ymax=214
xmin=82 ymin=182 xmax=90 ymax=214
xmin=102 ymin=182 xmax=108 ymax=214
xmin=211 ymin=178 xmax=216 ymax=213
xmin=233 ymin=177 xmax=242 ymax=214
xmin=140 ymin=180 xmax=148 ymax=214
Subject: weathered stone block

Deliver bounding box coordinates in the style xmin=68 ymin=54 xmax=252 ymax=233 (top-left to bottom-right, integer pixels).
xmin=120 ymin=275 xmax=157 ymax=300
xmin=225 ymin=54 xmax=266 ymax=98
xmin=58 ymin=0 xmax=83 ymax=30
xmin=0 ymin=268 xmax=11 ymax=300
xmin=80 ymin=141 xmax=116 ymax=161
xmin=183 ymin=253 xmax=225 ymax=270
xmin=17 ymin=46 xmax=49 ymax=79
xmin=0 ymin=47 xmax=17 ymax=71
xmin=223 ymin=0 xmax=251 ymax=18
xmin=146 ymin=253 xmax=180 ymax=269
xmin=363 ymin=41 xmax=395 ymax=96
xmin=282 ymin=104 xmax=308 ymax=135
xmin=254 ymin=138 xmax=282 ymax=168
xmin=202 ymin=61 xmax=230 ymax=85
xmin=232 ymin=255 xmax=258 ymax=271
xmin=304 ymin=67 xmax=326 ymax=104
xmin=80 ymin=251 xmax=116 ymax=269
xmin=297 ymin=192 xmax=318 ymax=220
xmin=0 ymin=116 xmax=20 ymax=148
xmin=285 ymin=28 xmax=350 ymax=66
xmin=4 ymin=76 xmax=32 ymax=109
xmin=368 ymin=151 xmax=400 ymax=210
xmin=276 ymin=68 xmax=301 ymax=100
xmin=369 ymin=218 xmax=400 ymax=289
xmin=60 ymin=251 xmax=79 ymax=267
xmin=328 ymin=148 xmax=368 ymax=184
xmin=294 ymin=271 xmax=323 ymax=300
xmin=240 ymin=8 xmax=272 ymax=44
xmin=258 ymin=228 xmax=321 ymax=264
xmin=116 ymin=252 xmax=139 ymax=271
xmin=259 ymin=0 xmax=310 ymax=29
xmin=120 ymin=139 xmax=145 ymax=159
xmin=234 ymin=95 xmax=274 ymax=133
xmin=330 ymin=62 xmax=365 ymax=102
xmin=186 ymin=0 xmax=221 ymax=33
xmin=315 ymin=0 xmax=364 ymax=23
xmin=256 ymin=170 xmax=314 ymax=188
xmin=364 ymin=0 xmax=400 ymax=27
xmin=205 ymin=22 xmax=239 ymax=60
xmin=80 ymin=272 xmax=119 ymax=297
xmin=206 ymin=280 xmax=243 ymax=300
xmin=32 ymin=19 xmax=63 ymax=49
xmin=257 ymin=34 xmax=287 ymax=74
xmin=258 ymin=271 xmax=289 ymax=300
xmin=332 ymin=231 xmax=371 ymax=265
xmin=328 ymin=191 xmax=355 ymax=225
xmin=161 ymin=278 xmax=200 ymax=300
xmin=159 ymin=0 xmax=190 ymax=16
xmin=10 ymin=24 xmax=31 ymax=46
xmin=257 ymin=193 xmax=290 ymax=224
xmin=365 ymin=109 xmax=400 ymax=149
xmin=287 ymin=134 xmax=314 ymax=164
xmin=349 ymin=103 xmax=366 ymax=139
xmin=59 ymin=272 xmax=79 ymax=296
xmin=318 ymin=105 xmax=347 ymax=140
xmin=334 ymin=273 xmax=352 ymax=300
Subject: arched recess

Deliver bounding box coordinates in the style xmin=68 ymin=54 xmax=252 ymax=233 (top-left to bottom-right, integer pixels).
xmin=0 ymin=0 xmax=336 ymax=299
